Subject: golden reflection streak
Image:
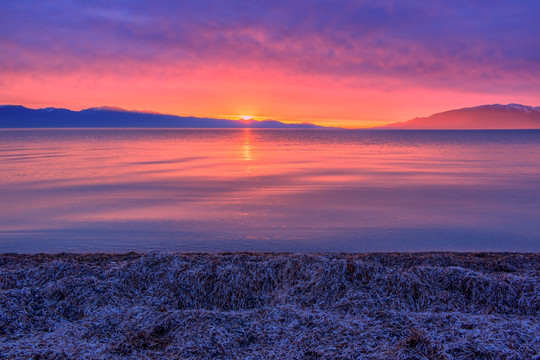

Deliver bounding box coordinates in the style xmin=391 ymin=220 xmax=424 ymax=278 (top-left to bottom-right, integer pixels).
xmin=242 ymin=128 xmax=252 ymax=162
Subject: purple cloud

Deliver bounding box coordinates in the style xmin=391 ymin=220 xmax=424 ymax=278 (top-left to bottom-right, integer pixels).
xmin=1 ymin=0 xmax=539 ymax=92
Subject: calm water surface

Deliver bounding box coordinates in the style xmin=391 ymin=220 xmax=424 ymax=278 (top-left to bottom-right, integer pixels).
xmin=1 ymin=129 xmax=539 ymax=252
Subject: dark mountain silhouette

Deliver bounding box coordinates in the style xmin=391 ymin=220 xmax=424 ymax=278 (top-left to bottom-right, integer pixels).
xmin=378 ymin=104 xmax=540 ymax=129
xmin=0 ymin=105 xmax=331 ymax=129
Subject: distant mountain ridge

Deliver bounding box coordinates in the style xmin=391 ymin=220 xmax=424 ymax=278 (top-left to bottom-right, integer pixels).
xmin=3 ymin=104 xmax=540 ymax=130
xmin=0 ymin=105 xmax=329 ymax=129
xmin=379 ymin=104 xmax=540 ymax=129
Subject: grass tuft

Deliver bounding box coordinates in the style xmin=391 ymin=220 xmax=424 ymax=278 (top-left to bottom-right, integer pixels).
xmin=0 ymin=252 xmax=538 ymax=359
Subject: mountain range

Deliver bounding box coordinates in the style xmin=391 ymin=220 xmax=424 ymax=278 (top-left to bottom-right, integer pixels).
xmin=0 ymin=105 xmax=327 ymax=129
xmin=1 ymin=104 xmax=539 ymax=129
xmin=379 ymin=104 xmax=540 ymax=129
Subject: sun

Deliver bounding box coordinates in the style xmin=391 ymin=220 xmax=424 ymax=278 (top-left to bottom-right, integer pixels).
xmin=240 ymin=115 xmax=253 ymax=120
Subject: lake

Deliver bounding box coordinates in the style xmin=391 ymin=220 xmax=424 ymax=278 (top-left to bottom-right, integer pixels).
xmin=1 ymin=129 xmax=539 ymax=253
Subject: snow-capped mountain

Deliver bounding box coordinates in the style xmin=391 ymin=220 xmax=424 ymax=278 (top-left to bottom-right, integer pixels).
xmin=380 ymin=104 xmax=540 ymax=129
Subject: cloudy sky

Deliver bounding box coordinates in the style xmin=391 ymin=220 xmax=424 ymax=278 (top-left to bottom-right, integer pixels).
xmin=1 ymin=1 xmax=539 ymax=127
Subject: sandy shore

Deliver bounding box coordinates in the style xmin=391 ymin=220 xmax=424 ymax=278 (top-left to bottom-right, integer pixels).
xmin=0 ymin=252 xmax=538 ymax=359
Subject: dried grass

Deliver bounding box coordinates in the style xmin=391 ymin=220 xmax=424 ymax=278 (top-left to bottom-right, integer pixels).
xmin=0 ymin=252 xmax=538 ymax=359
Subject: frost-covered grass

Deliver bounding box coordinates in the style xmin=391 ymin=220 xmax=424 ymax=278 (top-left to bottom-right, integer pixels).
xmin=0 ymin=252 xmax=539 ymax=359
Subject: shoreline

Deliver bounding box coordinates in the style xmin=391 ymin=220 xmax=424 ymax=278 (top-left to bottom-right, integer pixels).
xmin=1 ymin=252 xmax=538 ymax=359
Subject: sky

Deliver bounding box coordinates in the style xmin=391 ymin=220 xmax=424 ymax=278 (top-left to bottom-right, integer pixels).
xmin=1 ymin=1 xmax=539 ymax=128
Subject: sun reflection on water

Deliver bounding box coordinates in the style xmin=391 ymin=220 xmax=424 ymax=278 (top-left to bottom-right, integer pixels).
xmin=242 ymin=129 xmax=252 ymax=162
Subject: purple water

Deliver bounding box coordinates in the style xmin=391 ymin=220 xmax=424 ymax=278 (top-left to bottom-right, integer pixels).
xmin=1 ymin=129 xmax=539 ymax=253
